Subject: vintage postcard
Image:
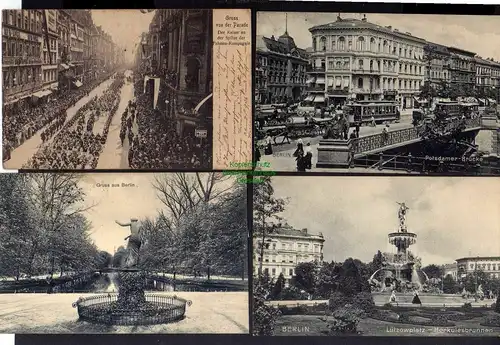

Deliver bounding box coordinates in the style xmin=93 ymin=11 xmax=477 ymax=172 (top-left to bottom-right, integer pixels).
xmin=0 ymin=172 xmax=249 ymax=333
xmin=2 ymin=9 xmax=252 ymax=170
xmin=255 ymin=12 xmax=500 ymax=174
xmin=253 ymin=176 xmax=500 ymax=336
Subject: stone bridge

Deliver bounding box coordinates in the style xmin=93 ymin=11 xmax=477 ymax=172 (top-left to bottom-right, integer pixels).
xmin=316 ymin=117 xmax=493 ymax=168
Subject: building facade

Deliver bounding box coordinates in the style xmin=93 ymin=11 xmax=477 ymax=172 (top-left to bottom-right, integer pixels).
xmin=475 ymin=56 xmax=500 ymax=102
xmin=254 ymin=225 xmax=325 ymax=284
xmin=2 ymin=10 xmax=44 ymax=106
xmin=456 ymin=256 xmax=500 ymax=280
xmin=447 ymin=46 xmax=476 ymax=95
xmin=423 ymin=43 xmax=451 ymax=88
xmin=40 ymin=10 xmax=59 ymax=96
xmin=140 ymin=9 xmax=213 ymax=136
xmin=255 ymin=32 xmax=309 ymax=105
xmin=308 ymin=15 xmax=426 ymax=109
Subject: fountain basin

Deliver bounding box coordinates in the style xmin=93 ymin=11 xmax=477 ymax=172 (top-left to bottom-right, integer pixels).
xmin=72 ymin=293 xmax=192 ymax=325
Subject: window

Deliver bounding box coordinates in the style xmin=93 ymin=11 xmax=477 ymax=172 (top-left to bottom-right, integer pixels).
xmin=338 ymin=37 xmax=345 ymax=51
xmin=272 ymin=243 xmax=276 ymax=250
xmin=357 ymin=77 xmax=363 ymax=89
xmin=358 ymin=59 xmax=363 ymax=69
xmin=320 ymin=36 xmax=326 ymax=51
xmin=264 ymin=268 xmax=269 ymax=275
xmin=370 ymin=37 xmax=375 ymax=52
xmin=357 ymin=36 xmax=365 ymax=51
xmin=271 ymin=268 xmax=276 ymax=276
xmin=289 ymin=269 xmax=293 ymax=276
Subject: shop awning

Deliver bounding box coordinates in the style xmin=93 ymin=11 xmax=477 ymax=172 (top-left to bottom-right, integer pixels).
xmin=488 ymin=98 xmax=497 ymax=104
xmin=316 ymin=77 xmax=326 ymax=84
xmin=478 ymin=98 xmax=486 ymax=105
xmin=60 ymin=63 xmax=70 ymax=70
xmin=32 ymin=89 xmax=52 ymax=98
xmin=304 ymin=95 xmax=314 ymax=101
xmin=343 ymin=79 xmax=349 ymax=87
xmin=73 ymin=80 xmax=83 ymax=88
xmin=328 ymin=79 xmax=334 ymax=87
xmin=313 ymin=95 xmax=325 ymax=103
xmin=50 ymin=84 xmax=59 ymax=90
xmin=68 ymin=63 xmax=75 ymax=67
xmin=336 ymin=79 xmax=341 ymax=87
xmin=306 ymin=77 xmax=316 ymax=84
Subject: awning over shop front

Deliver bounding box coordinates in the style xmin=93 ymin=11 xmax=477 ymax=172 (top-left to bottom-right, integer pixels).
xmin=73 ymin=80 xmax=83 ymax=88
xmin=68 ymin=63 xmax=75 ymax=68
xmin=336 ymin=79 xmax=342 ymax=87
xmin=488 ymin=98 xmax=497 ymax=104
xmin=60 ymin=63 xmax=70 ymax=70
xmin=478 ymin=98 xmax=486 ymax=105
xmin=316 ymin=77 xmax=326 ymax=84
xmin=306 ymin=77 xmax=316 ymax=84
xmin=313 ymin=95 xmax=325 ymax=103
xmin=343 ymin=79 xmax=349 ymax=87
xmin=32 ymin=89 xmax=52 ymax=98
xmin=304 ymin=95 xmax=314 ymax=102
xmin=328 ymin=79 xmax=334 ymax=87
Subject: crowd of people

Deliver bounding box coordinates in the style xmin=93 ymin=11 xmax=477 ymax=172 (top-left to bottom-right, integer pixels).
xmin=119 ymin=71 xmax=211 ymax=169
xmin=26 ymin=73 xmax=125 ymax=169
xmin=2 ymin=72 xmax=116 ymax=161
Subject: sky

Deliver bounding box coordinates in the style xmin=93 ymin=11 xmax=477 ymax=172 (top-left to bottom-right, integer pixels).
xmin=77 ymin=173 xmax=237 ymax=254
xmin=257 ymin=12 xmax=500 ymax=61
xmin=91 ymin=10 xmax=155 ymax=64
xmin=270 ymin=176 xmax=500 ymax=266
xmin=79 ymin=173 xmax=164 ymax=254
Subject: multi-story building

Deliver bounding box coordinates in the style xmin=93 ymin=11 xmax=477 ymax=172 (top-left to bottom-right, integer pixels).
xmin=56 ymin=10 xmax=72 ymax=91
xmin=448 ymin=46 xmax=476 ymax=95
xmin=40 ymin=10 xmax=59 ymax=96
xmin=475 ymin=56 xmax=500 ymax=102
xmin=254 ymin=224 xmax=325 ymax=284
xmin=456 ymin=256 xmax=500 ymax=280
xmin=423 ymin=43 xmax=451 ymax=88
xmin=308 ymin=15 xmax=426 ymax=109
xmin=149 ymin=9 xmax=212 ymax=136
xmin=255 ymin=31 xmax=309 ymax=105
xmin=2 ymin=10 xmax=44 ymax=107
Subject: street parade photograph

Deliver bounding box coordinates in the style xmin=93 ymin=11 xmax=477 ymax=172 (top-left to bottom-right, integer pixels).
xmin=0 ymin=172 xmax=249 ymax=333
xmin=253 ymin=176 xmax=500 ymax=336
xmin=254 ymin=12 xmax=500 ymax=174
xmin=2 ymin=9 xmax=219 ymax=170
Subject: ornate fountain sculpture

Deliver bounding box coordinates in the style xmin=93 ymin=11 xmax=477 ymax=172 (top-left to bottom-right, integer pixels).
xmin=369 ymin=203 xmax=426 ymax=292
xmin=72 ymin=218 xmax=192 ymax=325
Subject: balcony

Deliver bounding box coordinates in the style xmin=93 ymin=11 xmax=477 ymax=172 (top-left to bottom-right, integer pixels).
xmin=352 ymin=87 xmax=382 ymax=94
xmin=327 ymin=88 xmax=349 ymax=95
xmin=3 ymin=56 xmax=43 ymax=66
xmin=307 ymin=86 xmax=325 ymax=92
xmin=306 ymin=66 xmax=325 ymax=73
xmin=352 ymin=68 xmax=381 ymax=75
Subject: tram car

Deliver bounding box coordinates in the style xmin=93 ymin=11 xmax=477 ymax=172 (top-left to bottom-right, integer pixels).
xmin=343 ymin=100 xmax=400 ymax=126
xmin=433 ymin=101 xmax=460 ymax=121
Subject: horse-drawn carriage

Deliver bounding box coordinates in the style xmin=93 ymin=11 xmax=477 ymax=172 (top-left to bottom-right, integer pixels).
xmin=256 ymin=117 xmax=335 ymax=144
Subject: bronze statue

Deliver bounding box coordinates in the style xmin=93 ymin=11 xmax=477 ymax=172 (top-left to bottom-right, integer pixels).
xmin=115 ymin=218 xmax=142 ymax=268
xmin=396 ymin=202 xmax=410 ymax=231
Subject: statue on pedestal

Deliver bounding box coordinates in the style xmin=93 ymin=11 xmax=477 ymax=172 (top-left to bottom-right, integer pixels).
xmin=115 ymin=218 xmax=142 ymax=268
xmin=396 ymin=202 xmax=410 ymax=232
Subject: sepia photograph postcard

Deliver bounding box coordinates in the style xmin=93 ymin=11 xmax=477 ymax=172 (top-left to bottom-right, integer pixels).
xmin=253 ymin=176 xmax=500 ymax=336
xmin=0 ymin=172 xmax=249 ymax=333
xmin=2 ymin=9 xmax=252 ymax=171
xmin=254 ymin=12 xmax=500 ymax=175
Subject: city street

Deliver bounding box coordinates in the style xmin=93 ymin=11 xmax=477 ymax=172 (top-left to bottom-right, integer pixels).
xmin=258 ymin=112 xmax=413 ymax=172
xmin=0 ymin=292 xmax=248 ymax=333
xmin=96 ymin=70 xmax=135 ymax=169
xmin=3 ymin=77 xmax=115 ymax=170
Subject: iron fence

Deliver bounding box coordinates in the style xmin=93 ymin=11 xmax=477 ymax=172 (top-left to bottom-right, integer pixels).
xmin=73 ymin=293 xmax=192 ymax=326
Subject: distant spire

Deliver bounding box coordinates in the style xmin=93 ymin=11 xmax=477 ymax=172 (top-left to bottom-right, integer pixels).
xmin=285 ymin=13 xmax=288 ymax=34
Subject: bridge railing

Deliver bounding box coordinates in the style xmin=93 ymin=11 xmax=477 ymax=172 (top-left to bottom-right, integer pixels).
xmin=351 ymin=117 xmax=482 ymax=155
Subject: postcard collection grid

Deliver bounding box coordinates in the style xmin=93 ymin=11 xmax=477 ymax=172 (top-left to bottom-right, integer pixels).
xmin=0 ymin=6 xmax=500 ymax=339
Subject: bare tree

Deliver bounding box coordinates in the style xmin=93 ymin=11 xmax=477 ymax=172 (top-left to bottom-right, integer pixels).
xmin=25 ymin=173 xmax=97 ymax=277
xmin=152 ymin=172 xmax=234 ymax=226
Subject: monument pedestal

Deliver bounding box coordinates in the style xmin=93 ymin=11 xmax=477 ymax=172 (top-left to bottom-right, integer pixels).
xmin=316 ymin=139 xmax=352 ymax=168
xmin=116 ymin=269 xmax=147 ymax=309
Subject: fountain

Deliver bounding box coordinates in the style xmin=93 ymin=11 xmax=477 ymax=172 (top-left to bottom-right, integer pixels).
xmin=369 ymin=202 xmax=427 ymax=292
xmin=72 ymin=219 xmax=192 ymax=325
